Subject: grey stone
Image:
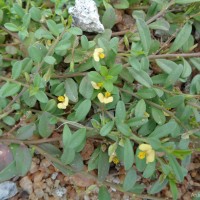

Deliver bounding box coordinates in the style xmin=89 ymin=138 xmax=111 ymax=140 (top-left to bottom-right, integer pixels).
xmin=68 ymin=0 xmax=104 ymax=33
xmin=0 ymin=181 xmax=18 ymax=200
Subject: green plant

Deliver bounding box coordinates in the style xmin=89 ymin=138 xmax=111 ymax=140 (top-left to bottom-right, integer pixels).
xmin=0 ymin=0 xmax=200 ymax=199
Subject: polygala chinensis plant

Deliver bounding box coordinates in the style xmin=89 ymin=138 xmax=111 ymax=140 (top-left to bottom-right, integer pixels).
xmin=0 ymin=0 xmax=200 ymax=199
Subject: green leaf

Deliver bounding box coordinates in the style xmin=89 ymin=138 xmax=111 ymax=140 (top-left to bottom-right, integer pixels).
xmin=3 ymin=116 xmax=15 ymax=126
xmin=151 ymin=107 xmax=166 ymax=125
xmin=44 ymin=56 xmax=56 ymax=65
xmin=164 ymin=95 xmax=184 ymax=109
xmin=69 ymin=128 xmax=86 ymax=149
xmin=129 ymin=57 xmax=141 ymax=71
xmin=39 ymin=143 xmax=62 ymax=157
xmin=12 ymin=61 xmax=23 ymax=79
xmin=46 ymin=19 xmax=59 ymax=36
xmin=181 ymin=59 xmax=192 ymax=79
xmin=109 ymin=64 xmax=122 ymax=76
xmin=16 ymin=123 xmax=36 ymax=140
xmin=123 ymin=168 xmax=137 ymax=191
xmin=81 ymin=35 xmax=89 ymax=50
xmin=129 ymin=68 xmax=153 ymax=88
xmin=165 ymin=65 xmax=183 ymax=87
xmin=38 ymin=112 xmax=54 ymax=138
xmin=149 ymin=18 xmax=170 ymax=31
xmin=127 ymin=117 xmax=148 ymax=127
xmin=148 ymin=176 xmax=168 ymax=194
xmin=88 ymin=148 xmax=100 ymax=171
xmin=169 ymin=179 xmax=179 ymax=200
xmin=100 ymin=121 xmax=114 ymax=136
xmin=168 ymin=154 xmax=184 ymax=182
xmin=98 ymin=150 xmax=110 ymax=182
xmin=137 ymin=88 xmax=157 ymax=99
xmin=190 ymin=58 xmax=200 ymax=70
xmin=35 ymin=90 xmax=48 ymax=103
xmin=135 ymin=99 xmax=146 ymax=117
xmin=149 ymin=120 xmax=178 ymax=139
xmin=61 ymin=147 xmax=75 ymax=164
xmin=190 ymin=74 xmax=200 ymax=94
xmin=116 ymin=122 xmax=132 ymax=136
xmin=112 ymin=0 xmax=129 ymax=9
xmin=6 ymin=46 xmax=18 ymax=55
xmin=79 ymin=76 xmax=93 ymax=99
xmin=35 ymin=28 xmax=54 ymax=40
xmin=15 ymin=146 xmax=32 ymax=176
xmin=42 ymin=99 xmax=56 ymax=112
xmin=175 ymin=0 xmax=200 ymax=4
xmin=70 ymin=153 xmax=84 ymax=172
xmin=29 ymin=7 xmax=41 ymax=22
xmin=169 ymin=23 xmax=192 ymax=53
xmin=13 ymin=3 xmax=25 ymax=18
xmin=115 ymin=101 xmax=126 ymax=121
xmin=156 ymin=59 xmax=177 ymax=74
xmin=88 ymin=71 xmax=103 ymax=83
xmin=98 ymin=186 xmax=111 ymax=200
xmin=124 ymin=138 xmax=134 ymax=170
xmin=0 ymin=161 xmax=17 ymax=182
xmin=65 ymin=78 xmax=78 ymax=102
xmin=75 ymin=99 xmax=91 ymax=122
xmin=143 ymin=161 xmax=156 ymax=178
xmin=69 ymin=27 xmax=83 ymax=35
xmin=0 ymin=82 xmax=21 ymax=97
xmin=62 ymin=125 xmax=72 ymax=146
xmin=4 ymin=23 xmax=19 ymax=32
xmin=135 ymin=18 xmax=151 ymax=53
xmin=28 ymin=43 xmax=47 ymax=63
xmin=102 ymin=6 xmax=116 ymax=29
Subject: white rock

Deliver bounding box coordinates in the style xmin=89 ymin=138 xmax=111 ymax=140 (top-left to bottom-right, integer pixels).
xmin=68 ymin=0 xmax=104 ymax=33
xmin=0 ymin=181 xmax=18 ymax=200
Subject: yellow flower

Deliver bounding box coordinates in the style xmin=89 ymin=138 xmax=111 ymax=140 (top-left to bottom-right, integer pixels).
xmin=93 ymin=48 xmax=105 ymax=62
xmin=91 ymin=81 xmax=103 ymax=90
xmin=98 ymin=92 xmax=113 ymax=104
xmin=138 ymin=144 xmax=155 ymax=164
xmin=57 ymin=94 xmax=69 ymax=109
xmin=109 ymin=153 xmax=120 ymax=165
xmin=112 ymin=156 xmax=120 ymax=165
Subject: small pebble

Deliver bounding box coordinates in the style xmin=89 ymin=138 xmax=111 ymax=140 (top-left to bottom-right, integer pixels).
xmin=33 ymin=171 xmax=44 ymax=183
xmin=29 ymin=161 xmax=38 ymax=174
xmin=53 ymin=187 xmax=67 ymax=197
xmin=0 ymin=181 xmax=18 ymax=200
xmin=51 ymin=172 xmax=58 ymax=180
xmin=19 ymin=176 xmax=33 ymax=194
xmin=34 ymin=188 xmax=44 ymax=198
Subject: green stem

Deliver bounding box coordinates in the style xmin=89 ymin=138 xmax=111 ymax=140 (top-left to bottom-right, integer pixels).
xmin=0 ymin=110 xmax=14 ymax=120
xmin=120 ymin=88 xmax=188 ymax=131
xmin=0 ymin=76 xmax=29 ymax=87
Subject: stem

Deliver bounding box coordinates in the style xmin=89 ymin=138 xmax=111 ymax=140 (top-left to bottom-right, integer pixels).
xmin=112 ymin=0 xmax=175 ymax=37
xmin=148 ymin=52 xmax=200 ymax=59
xmin=52 ymin=72 xmax=86 ymax=78
xmin=187 ymin=102 xmax=200 ymax=110
xmin=120 ymin=88 xmax=188 ymax=131
xmin=146 ymin=0 xmax=175 ymax=25
xmin=0 ymin=110 xmax=14 ymax=120
xmin=0 ymin=76 xmax=29 ymax=87
xmin=35 ymin=27 xmax=67 ymax=74
xmin=0 ymin=137 xmax=61 ymax=145
xmin=2 ymin=87 xmax=27 ymax=113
